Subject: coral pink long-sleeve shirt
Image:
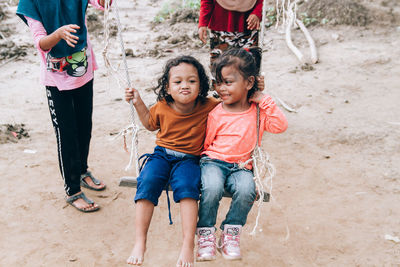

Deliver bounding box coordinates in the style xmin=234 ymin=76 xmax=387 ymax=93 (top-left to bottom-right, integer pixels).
xmin=198 ymin=0 xmax=263 ymax=32
xmin=25 ymin=0 xmax=104 ymax=91
xmin=202 ymin=94 xmax=288 ymax=169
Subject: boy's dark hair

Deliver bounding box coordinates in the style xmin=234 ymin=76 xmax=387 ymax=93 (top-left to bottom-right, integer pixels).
xmin=154 ymin=55 xmax=210 ymax=103
xmin=212 ymin=47 xmax=262 ymax=99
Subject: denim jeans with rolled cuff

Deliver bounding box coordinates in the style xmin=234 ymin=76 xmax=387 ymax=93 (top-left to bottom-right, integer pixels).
xmin=197 ymin=156 xmax=256 ymax=230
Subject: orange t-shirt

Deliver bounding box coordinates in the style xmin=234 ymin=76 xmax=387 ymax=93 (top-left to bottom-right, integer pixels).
xmin=148 ymin=97 xmax=220 ymax=156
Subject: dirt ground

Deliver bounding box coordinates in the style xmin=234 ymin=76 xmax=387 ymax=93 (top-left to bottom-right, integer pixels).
xmin=1 ymin=0 xmax=400 ymax=266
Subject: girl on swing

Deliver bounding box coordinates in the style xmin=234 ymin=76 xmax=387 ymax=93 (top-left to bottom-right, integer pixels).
xmin=124 ymin=55 xmax=219 ymax=266
xmin=196 ymin=47 xmax=288 ymax=261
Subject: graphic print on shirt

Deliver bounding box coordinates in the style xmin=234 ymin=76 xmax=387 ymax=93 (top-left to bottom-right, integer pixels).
xmin=46 ymin=47 xmax=88 ymax=77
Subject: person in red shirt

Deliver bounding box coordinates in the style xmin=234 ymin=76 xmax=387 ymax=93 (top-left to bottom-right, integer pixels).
xmin=198 ymin=0 xmax=263 ymax=65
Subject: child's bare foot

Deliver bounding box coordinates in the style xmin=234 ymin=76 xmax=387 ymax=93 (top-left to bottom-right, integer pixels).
xmin=176 ymin=244 xmax=194 ymax=267
xmin=127 ymin=242 xmax=146 ymax=265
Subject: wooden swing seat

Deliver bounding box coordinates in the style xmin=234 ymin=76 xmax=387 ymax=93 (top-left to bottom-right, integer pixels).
xmin=119 ymin=176 xmax=270 ymax=202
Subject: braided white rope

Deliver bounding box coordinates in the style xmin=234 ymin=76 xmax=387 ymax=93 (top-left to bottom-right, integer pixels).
xmin=244 ymin=0 xmax=273 ymax=236
xmin=276 ymin=0 xmax=318 ymax=65
xmin=259 ymin=0 xmax=268 ymax=50
xmin=249 ymin=0 xmax=291 ymax=238
xmin=103 ymin=0 xmax=139 ymax=174
xmin=247 ymin=109 xmax=290 ymax=239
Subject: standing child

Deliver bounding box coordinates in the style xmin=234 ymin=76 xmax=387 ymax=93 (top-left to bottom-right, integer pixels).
xmin=198 ymin=0 xmax=264 ymax=65
xmin=196 ymin=47 xmax=288 ymax=261
xmin=16 ymin=0 xmax=107 ymax=212
xmin=124 ymin=56 xmax=219 ymax=266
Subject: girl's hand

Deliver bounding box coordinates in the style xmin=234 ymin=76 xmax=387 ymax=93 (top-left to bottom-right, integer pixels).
xmin=125 ymin=87 xmax=139 ymax=104
xmin=198 ymin=27 xmax=208 ymax=44
xmin=247 ymin=14 xmax=260 ymax=30
xmin=249 ymin=90 xmax=265 ymax=103
xmin=257 ymin=75 xmax=265 ymax=91
xmin=56 ymin=24 xmax=80 ymax=47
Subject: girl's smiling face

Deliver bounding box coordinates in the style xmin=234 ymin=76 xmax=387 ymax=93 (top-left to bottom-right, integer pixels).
xmin=167 ymin=63 xmax=200 ymax=113
xmin=215 ymin=65 xmax=254 ymax=112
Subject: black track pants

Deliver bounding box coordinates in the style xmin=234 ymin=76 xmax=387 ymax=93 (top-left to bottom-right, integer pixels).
xmin=45 ymin=80 xmax=93 ymax=196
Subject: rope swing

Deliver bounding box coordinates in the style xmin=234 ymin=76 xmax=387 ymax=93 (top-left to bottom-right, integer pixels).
xmin=103 ymin=0 xmax=290 ymax=237
xmin=246 ymin=0 xmax=275 ymax=235
xmin=102 ymin=0 xmax=139 ymax=174
xmin=249 ymin=0 xmax=295 ymax=238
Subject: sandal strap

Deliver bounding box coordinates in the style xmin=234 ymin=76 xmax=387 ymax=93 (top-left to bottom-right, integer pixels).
xmin=80 ymin=171 xmax=101 ymax=185
xmin=66 ymin=192 xmax=94 ymax=205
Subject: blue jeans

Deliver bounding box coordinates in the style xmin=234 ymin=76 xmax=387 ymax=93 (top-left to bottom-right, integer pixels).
xmin=197 ymin=157 xmax=256 ymax=229
xmin=135 ymin=146 xmax=201 ymax=206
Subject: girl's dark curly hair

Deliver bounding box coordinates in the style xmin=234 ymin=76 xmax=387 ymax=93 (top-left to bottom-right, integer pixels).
xmin=153 ymin=55 xmax=210 ymax=103
xmin=212 ymin=47 xmax=261 ymax=99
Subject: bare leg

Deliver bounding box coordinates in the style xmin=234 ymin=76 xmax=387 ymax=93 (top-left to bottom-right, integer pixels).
xmin=176 ymin=198 xmax=198 ymax=267
xmin=127 ymin=199 xmax=154 ymax=265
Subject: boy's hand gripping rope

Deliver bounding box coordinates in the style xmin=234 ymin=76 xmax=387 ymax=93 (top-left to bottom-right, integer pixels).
xmin=103 ymin=0 xmax=139 ymax=174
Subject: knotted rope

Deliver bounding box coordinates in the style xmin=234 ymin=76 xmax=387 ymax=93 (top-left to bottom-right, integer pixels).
xmin=247 ymin=0 xmax=290 ymax=240
xmin=103 ymin=0 xmax=139 ymax=174
xmin=275 ymin=0 xmax=318 ymax=65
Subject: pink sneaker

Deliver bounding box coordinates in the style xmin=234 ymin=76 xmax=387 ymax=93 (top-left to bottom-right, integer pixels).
xmin=218 ymin=224 xmax=242 ymax=260
xmin=196 ymin=227 xmax=217 ymax=261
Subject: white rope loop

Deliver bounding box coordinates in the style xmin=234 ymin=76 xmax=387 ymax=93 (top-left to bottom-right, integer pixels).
xmin=246 ymin=0 xmax=274 ymax=236
xmin=103 ymin=0 xmax=139 ymax=174
xmin=275 ymin=0 xmax=318 ymax=65
xmin=248 ymin=0 xmax=292 ymax=239
xmin=249 ymin=104 xmax=276 ymax=235
xmin=259 ymin=0 xmax=268 ymax=52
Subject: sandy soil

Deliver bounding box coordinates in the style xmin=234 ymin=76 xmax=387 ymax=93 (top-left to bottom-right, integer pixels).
xmin=1 ymin=0 xmax=400 ymax=266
